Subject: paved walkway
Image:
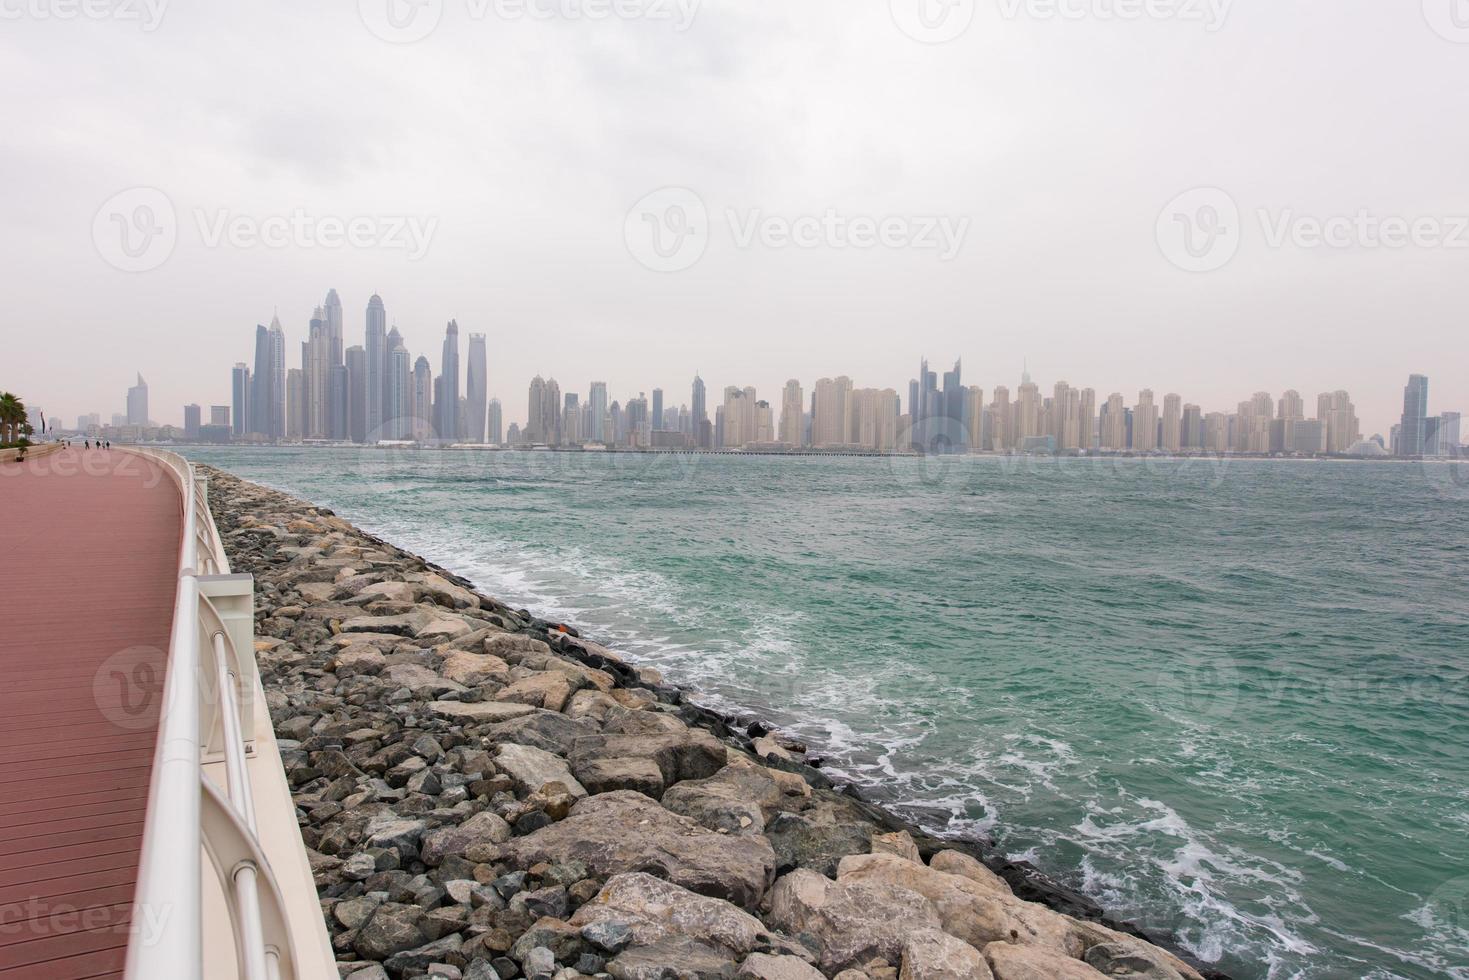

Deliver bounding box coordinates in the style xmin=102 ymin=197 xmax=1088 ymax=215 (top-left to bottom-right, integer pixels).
xmin=0 ymin=449 xmax=181 ymax=980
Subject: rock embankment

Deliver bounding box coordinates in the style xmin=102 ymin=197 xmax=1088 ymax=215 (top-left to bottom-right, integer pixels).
xmin=204 ymin=466 xmax=1222 ymax=980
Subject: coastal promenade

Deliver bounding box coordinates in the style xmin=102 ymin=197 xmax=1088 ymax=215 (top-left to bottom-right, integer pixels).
xmin=0 ymin=448 xmax=333 ymax=980
xmin=0 ymin=448 xmax=178 ymax=980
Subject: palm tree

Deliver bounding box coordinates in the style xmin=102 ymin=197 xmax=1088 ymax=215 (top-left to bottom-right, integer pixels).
xmin=0 ymin=392 xmax=26 ymax=446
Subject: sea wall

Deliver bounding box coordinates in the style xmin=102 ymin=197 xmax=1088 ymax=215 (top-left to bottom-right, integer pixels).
xmin=203 ymin=465 xmax=1225 ymax=980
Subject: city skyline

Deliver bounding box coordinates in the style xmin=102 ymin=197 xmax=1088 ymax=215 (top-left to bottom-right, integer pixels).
xmin=51 ymin=287 xmax=1462 ymax=459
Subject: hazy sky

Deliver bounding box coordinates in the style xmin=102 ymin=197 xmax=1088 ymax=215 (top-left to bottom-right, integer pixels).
xmin=5 ymin=0 xmax=1466 ymax=436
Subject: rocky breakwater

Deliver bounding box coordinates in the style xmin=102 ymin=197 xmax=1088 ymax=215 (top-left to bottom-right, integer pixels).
xmin=203 ymin=466 xmax=1224 ymax=980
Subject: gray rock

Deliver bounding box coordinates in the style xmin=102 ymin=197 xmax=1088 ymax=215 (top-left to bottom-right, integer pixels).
xmin=899 ymin=929 xmax=994 ymax=979
xmin=524 ymin=946 xmax=556 ymax=979
xmin=384 ymin=934 xmax=467 ymax=975
xmin=570 ymin=873 xmax=765 ymax=957
xmin=344 ymin=965 xmax=390 ymax=980
xmin=342 ymin=851 xmax=378 ymax=881
xmin=661 ymin=762 xmax=784 ymax=834
xmin=1082 ymin=942 xmax=1184 ymax=979
xmin=483 ymin=711 xmax=600 ymax=757
xmin=580 ymin=920 xmax=634 ymax=954
xmin=983 ymin=942 xmax=1107 ymax=980
xmin=735 ymin=953 xmax=825 ymax=980
xmin=569 ymin=729 xmax=726 ymax=793
xmin=495 ymin=743 xmax=588 ymax=798
xmin=495 ymin=792 xmax=776 ymax=912
xmin=764 ymin=811 xmax=872 ymax=878
xmin=606 ymin=937 xmax=738 ymax=980
xmin=354 ymin=903 xmax=428 ymax=960
xmin=430 ymin=700 xmax=537 ymax=724
xmin=765 ymin=869 xmax=941 ymax=972
xmin=421 ymin=810 xmax=513 ymax=865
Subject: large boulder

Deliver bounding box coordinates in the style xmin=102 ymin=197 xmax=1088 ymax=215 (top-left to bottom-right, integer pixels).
xmin=569 ymin=729 xmax=727 ymax=799
xmin=607 ymin=937 xmax=738 ymax=980
xmin=495 ymin=743 xmax=588 ymax=798
xmin=483 ymin=711 xmax=600 ymax=756
xmin=496 ymin=671 xmax=578 ymax=712
xmin=384 ymin=663 xmax=467 ymax=698
xmin=570 ymin=872 xmax=766 ymax=957
xmin=736 ymin=953 xmax=825 ymax=980
xmin=983 ymin=942 xmax=1106 ymax=980
xmin=429 ymin=700 xmax=535 ymax=724
xmin=420 ymin=810 xmax=513 ymax=865
xmin=765 ymin=811 xmax=872 ymax=877
xmin=1066 ymin=919 xmax=1203 ymax=980
xmin=661 ymin=760 xmax=784 ymax=835
xmin=437 ymin=650 xmax=511 ymax=686
xmin=765 ymin=869 xmax=941 ymax=971
xmin=494 ymin=792 xmax=776 ymax=911
xmin=929 ymin=851 xmax=1012 ymax=897
xmin=900 ymin=929 xmax=993 ymax=980
xmin=837 ymin=853 xmax=1079 ymax=957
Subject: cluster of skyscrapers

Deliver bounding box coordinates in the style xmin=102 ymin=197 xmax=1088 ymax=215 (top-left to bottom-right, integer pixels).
xmin=903 ymin=359 xmax=1378 ymax=456
xmin=227 ymin=290 xmax=497 ymax=446
xmin=65 ymin=324 xmax=1464 ymax=462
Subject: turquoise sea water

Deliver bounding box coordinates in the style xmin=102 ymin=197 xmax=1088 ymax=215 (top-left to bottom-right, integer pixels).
xmin=186 ymin=447 xmax=1469 ymax=980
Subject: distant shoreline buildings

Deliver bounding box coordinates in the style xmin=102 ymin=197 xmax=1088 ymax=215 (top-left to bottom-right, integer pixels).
xmin=50 ymin=288 xmax=1463 ymax=461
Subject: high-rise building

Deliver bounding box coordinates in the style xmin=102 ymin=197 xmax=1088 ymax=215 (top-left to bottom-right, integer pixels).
xmin=966 ymin=386 xmax=985 ymax=450
xmin=209 ymin=405 xmax=230 ymax=427
xmin=781 ymin=379 xmax=805 ymax=449
xmin=563 ymin=393 xmax=581 ymax=445
xmin=1132 ymin=390 xmax=1158 ymax=452
xmin=1160 ymin=393 xmax=1182 ymax=452
xmin=346 ymin=345 xmax=367 ymax=443
xmin=365 ymin=295 xmax=387 ymax=438
xmin=127 ymin=373 xmax=149 ymax=426
xmin=1398 ymin=375 xmax=1429 ymax=457
xmin=183 ymin=404 xmax=201 ymax=439
xmin=231 ymin=363 xmax=250 ymax=437
xmin=626 ymin=393 xmax=649 ymax=447
xmin=651 ymin=389 xmax=664 ymax=432
xmin=988 ymin=386 xmax=1012 ymax=451
xmin=328 ymin=365 xmax=349 ymax=440
xmin=588 ymin=382 xmax=609 ymax=445
xmin=249 ymin=324 xmax=271 ymax=436
xmin=1317 ymin=390 xmax=1359 ymax=454
xmin=435 ymin=320 xmax=460 ymax=442
xmin=1015 ymin=370 xmax=1041 ymax=448
xmin=466 ymin=333 xmax=488 ymax=443
xmin=387 ymin=340 xmax=411 ymax=440
xmin=324 ymin=288 xmax=343 ymax=367
xmin=691 ymin=374 xmax=707 ymax=447
xmin=413 ymin=356 xmax=433 ymax=441
xmin=1101 ymin=393 xmax=1126 ymax=450
xmin=488 ymin=399 xmax=503 ymax=445
xmin=286 ymin=369 xmax=304 ymax=439
xmin=1181 ymin=403 xmax=1203 ymax=449
xmin=1432 ymin=412 xmax=1462 ymax=456
xmin=306 ymin=308 xmax=330 ymax=438
xmin=813 ymin=377 xmax=853 ymax=447
xmin=851 ymin=388 xmax=900 ymax=451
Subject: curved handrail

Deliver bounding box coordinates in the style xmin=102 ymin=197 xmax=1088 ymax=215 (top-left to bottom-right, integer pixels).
xmin=120 ymin=448 xmax=306 ymax=980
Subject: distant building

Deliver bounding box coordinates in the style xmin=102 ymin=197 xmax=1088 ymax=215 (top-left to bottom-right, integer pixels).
xmin=488 ymin=398 xmax=503 ymax=445
xmin=210 ymin=405 xmax=230 ymax=427
xmin=184 ymin=404 xmax=201 ymax=440
xmin=127 ymin=373 xmax=149 ymax=426
xmin=1398 ymin=374 xmax=1429 ymax=456
xmin=466 ymin=333 xmax=487 ymax=443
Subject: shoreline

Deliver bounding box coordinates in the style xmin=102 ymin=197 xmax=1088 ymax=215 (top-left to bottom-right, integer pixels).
xmin=203 ymin=464 xmax=1230 ymax=980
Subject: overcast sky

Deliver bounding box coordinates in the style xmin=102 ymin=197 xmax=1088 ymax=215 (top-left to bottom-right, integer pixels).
xmin=5 ymin=0 xmax=1466 ymax=435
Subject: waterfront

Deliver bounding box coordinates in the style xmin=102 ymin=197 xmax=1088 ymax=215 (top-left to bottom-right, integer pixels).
xmin=185 ymin=447 xmax=1469 ymax=979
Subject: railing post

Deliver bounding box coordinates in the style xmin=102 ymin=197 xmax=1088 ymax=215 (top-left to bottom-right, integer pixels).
xmin=198 ymin=573 xmax=256 ymax=753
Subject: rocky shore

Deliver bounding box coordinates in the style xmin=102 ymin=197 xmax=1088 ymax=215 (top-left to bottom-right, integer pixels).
xmin=203 ymin=466 xmax=1226 ymax=980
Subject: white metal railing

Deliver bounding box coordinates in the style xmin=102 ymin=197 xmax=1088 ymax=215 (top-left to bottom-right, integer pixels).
xmin=122 ymin=449 xmax=304 ymax=980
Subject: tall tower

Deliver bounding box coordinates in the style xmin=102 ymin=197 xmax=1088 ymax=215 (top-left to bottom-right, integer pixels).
xmin=365 ymin=295 xmax=387 ymax=437
xmin=1399 ymin=374 xmax=1429 ymax=456
xmin=250 ymin=324 xmax=271 ymax=436
xmin=127 ymin=373 xmax=149 ymax=426
xmin=323 ymin=288 xmax=344 ymax=367
xmin=413 ymin=356 xmax=433 ymax=441
xmin=466 ymin=333 xmax=488 ymax=443
xmin=780 ymin=379 xmax=804 ymax=446
xmin=436 ymin=320 xmax=460 ymax=442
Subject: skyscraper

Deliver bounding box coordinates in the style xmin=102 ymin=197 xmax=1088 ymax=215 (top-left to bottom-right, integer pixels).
xmin=126 ymin=373 xmax=149 ymax=426
xmin=387 ymin=331 xmax=410 ymax=439
xmin=813 ymin=377 xmax=852 ymax=447
xmin=413 ymin=356 xmax=433 ymax=440
xmin=466 ymin=333 xmax=488 ymax=443
xmin=365 ymin=294 xmax=386 ymax=438
xmin=231 ymin=363 xmax=250 ymax=437
xmin=779 ymin=379 xmax=804 ymax=446
xmin=184 ymin=404 xmax=201 ymax=440
xmin=1132 ymin=390 xmax=1158 ymax=452
xmin=324 ymin=288 xmax=343 ymax=368
xmin=1161 ymin=393 xmax=1182 ymax=452
xmin=1399 ymin=374 xmax=1429 ymax=456
xmin=588 ymin=382 xmax=609 ymax=444
xmin=436 ymin=320 xmax=460 ymax=442
xmin=651 ymin=389 xmax=664 ymax=433
xmin=250 ymin=323 xmax=271 ymax=436
xmin=1101 ymin=393 xmax=1126 ymax=450
xmin=691 ymin=374 xmax=707 ymax=446
xmin=328 ymin=364 xmax=349 ymax=440
xmin=346 ymin=345 xmax=367 ymax=443
xmin=487 ymin=398 xmax=503 ymax=445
